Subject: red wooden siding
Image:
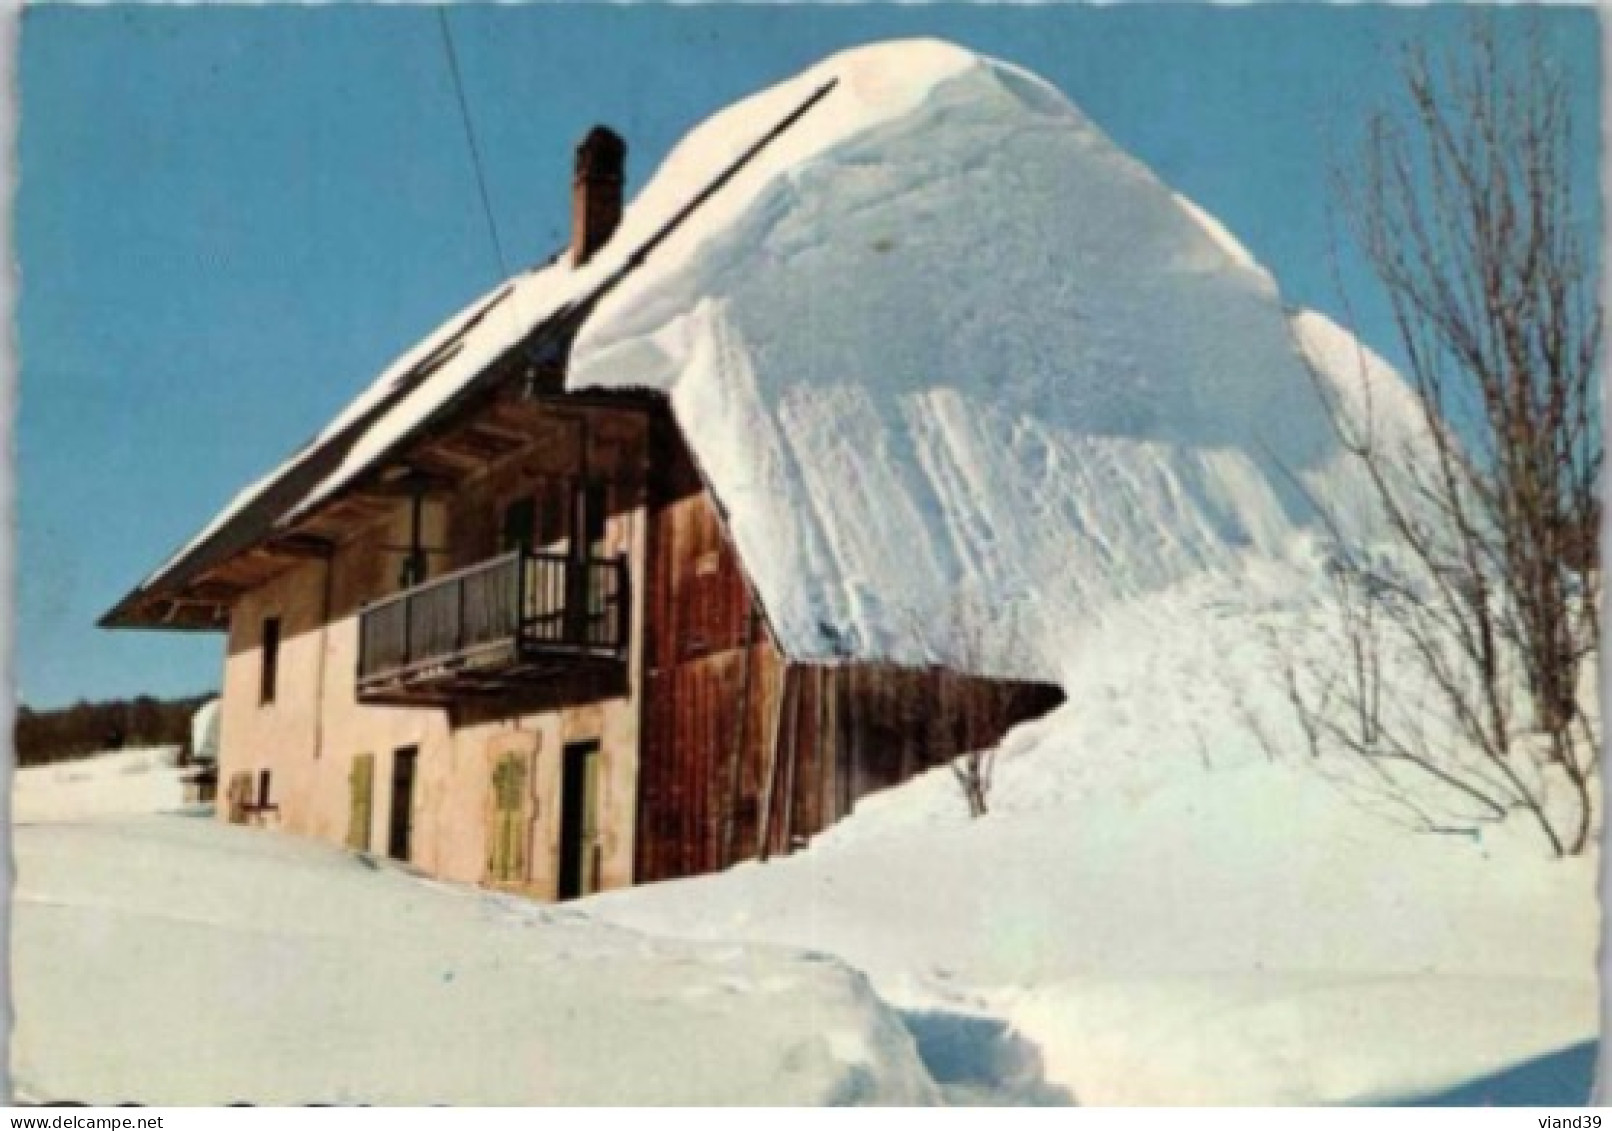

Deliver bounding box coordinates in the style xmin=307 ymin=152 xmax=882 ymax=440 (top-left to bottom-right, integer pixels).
xmin=635 ymin=407 xmax=1064 ymax=884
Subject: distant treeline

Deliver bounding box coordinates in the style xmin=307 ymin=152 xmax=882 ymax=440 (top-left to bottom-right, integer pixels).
xmin=15 ymin=694 xmax=216 ymax=767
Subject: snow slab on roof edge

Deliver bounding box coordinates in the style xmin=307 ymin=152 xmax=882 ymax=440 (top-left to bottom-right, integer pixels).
xmin=151 ymin=39 xmax=1419 ymax=686
xmin=566 ymin=39 xmax=1414 ymax=679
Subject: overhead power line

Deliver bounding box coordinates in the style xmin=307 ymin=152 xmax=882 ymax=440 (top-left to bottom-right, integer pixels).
xmin=437 ymin=8 xmax=511 ymax=282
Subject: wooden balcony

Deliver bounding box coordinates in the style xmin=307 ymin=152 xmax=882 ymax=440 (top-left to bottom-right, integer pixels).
xmin=356 ymin=550 xmax=629 ymax=705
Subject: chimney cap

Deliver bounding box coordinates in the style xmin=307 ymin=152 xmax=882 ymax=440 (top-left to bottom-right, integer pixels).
xmin=575 ymin=125 xmax=626 ymax=181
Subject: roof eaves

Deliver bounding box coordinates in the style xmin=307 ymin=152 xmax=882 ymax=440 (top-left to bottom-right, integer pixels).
xmin=103 ymin=75 xmax=842 ymax=631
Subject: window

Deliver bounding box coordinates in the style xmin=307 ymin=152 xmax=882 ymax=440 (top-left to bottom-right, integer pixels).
xmin=257 ymin=769 xmax=273 ymax=810
xmin=260 ymin=616 xmax=281 ymax=704
xmin=539 ymin=481 xmax=571 ymax=548
xmin=398 ymin=548 xmax=429 ymax=590
xmin=502 ymin=482 xmax=571 ymax=553
xmin=502 ymin=497 xmax=536 ymax=552
xmin=400 ymin=493 xmax=431 ymax=587
xmin=581 ymin=480 xmax=609 ymax=556
xmin=501 ymin=478 xmax=609 ymax=560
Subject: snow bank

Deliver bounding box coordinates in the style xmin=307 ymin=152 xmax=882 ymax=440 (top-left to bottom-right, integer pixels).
xmin=13 ymin=815 xmax=937 ymax=1105
xmin=13 ymin=747 xmax=189 ymax=823
xmin=588 ymin=571 xmax=1599 ymax=1105
xmin=569 ymin=39 xmax=1401 ymax=679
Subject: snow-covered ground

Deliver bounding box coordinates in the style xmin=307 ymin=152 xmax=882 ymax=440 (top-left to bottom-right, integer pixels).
xmin=15 ymin=566 xmax=1598 ymax=1105
xmin=587 ymin=566 xmax=1600 ymax=1106
xmin=13 ymin=752 xmax=934 ymax=1105
xmin=13 ymin=746 xmax=192 ymax=823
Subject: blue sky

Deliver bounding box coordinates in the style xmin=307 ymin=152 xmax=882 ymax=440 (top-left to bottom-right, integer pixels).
xmin=17 ymin=3 xmax=1599 ymax=709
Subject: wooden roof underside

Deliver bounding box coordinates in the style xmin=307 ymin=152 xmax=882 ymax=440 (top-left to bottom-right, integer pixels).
xmin=99 ymin=368 xmax=636 ymax=630
xmin=99 ymin=76 xmax=841 ymax=635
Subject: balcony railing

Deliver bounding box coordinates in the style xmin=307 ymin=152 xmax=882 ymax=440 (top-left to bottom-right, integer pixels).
xmin=357 ymin=550 xmax=628 ymax=701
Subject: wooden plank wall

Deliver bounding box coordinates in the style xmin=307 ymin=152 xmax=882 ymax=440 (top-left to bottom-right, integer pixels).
xmin=635 ymin=407 xmax=1064 ymax=883
xmin=635 ymin=409 xmax=765 ymax=881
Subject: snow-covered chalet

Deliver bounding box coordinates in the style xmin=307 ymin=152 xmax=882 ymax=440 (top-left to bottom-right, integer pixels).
xmin=101 ymin=43 xmax=1093 ymax=898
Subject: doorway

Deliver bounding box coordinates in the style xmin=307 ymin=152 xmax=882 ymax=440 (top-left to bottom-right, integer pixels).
xmin=388 ymin=746 xmax=418 ymax=862
xmin=557 ymin=741 xmax=601 ymax=900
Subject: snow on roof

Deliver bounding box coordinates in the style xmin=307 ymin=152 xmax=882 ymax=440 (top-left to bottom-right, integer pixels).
xmin=112 ymin=39 xmax=1407 ymax=681
xmin=108 ymin=50 xmax=848 ymax=624
xmin=137 ymin=267 xmax=561 ymax=590
xmin=567 ymin=39 xmax=1400 ymax=679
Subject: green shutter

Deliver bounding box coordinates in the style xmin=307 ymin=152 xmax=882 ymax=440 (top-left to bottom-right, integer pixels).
xmin=348 ymin=753 xmax=374 ymax=851
xmin=488 ymin=752 xmax=529 ymax=882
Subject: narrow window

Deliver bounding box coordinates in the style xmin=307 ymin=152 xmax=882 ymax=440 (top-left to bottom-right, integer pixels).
xmin=537 ymin=480 xmax=571 ymax=549
xmin=257 ymin=769 xmax=272 ymax=810
xmin=582 ymin=480 xmax=609 ymax=557
xmin=502 ymin=497 xmax=536 ymax=552
xmin=260 ymin=616 xmax=281 ymax=704
xmin=402 ymin=491 xmax=429 ymax=587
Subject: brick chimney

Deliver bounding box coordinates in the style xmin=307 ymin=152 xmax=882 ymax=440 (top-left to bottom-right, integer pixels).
xmin=572 ymin=126 xmax=626 ymax=267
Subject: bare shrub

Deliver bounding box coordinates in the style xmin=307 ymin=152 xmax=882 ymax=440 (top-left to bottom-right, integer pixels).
xmin=1287 ymin=20 xmax=1600 ymax=855
xmin=903 ymin=591 xmax=1030 ymax=818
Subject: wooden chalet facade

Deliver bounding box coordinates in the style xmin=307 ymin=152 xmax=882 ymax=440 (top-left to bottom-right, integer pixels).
xmin=102 ymin=125 xmax=1061 ymax=900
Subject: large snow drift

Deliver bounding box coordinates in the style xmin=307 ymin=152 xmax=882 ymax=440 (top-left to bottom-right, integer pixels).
xmin=569 ymin=39 xmax=1393 ymax=678
xmin=146 ymin=39 xmax=1403 ymax=684
xmin=13 ymin=782 xmax=935 ymax=1104
xmin=589 ymin=569 xmax=1599 ymax=1105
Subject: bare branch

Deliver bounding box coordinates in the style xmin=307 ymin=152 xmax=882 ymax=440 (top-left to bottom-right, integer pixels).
xmin=1276 ymin=16 xmax=1599 ymax=857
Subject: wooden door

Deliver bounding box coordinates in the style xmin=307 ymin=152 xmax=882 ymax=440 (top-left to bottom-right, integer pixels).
xmin=557 ymin=741 xmax=601 ymax=900
xmin=388 ymin=747 xmax=418 ymax=862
